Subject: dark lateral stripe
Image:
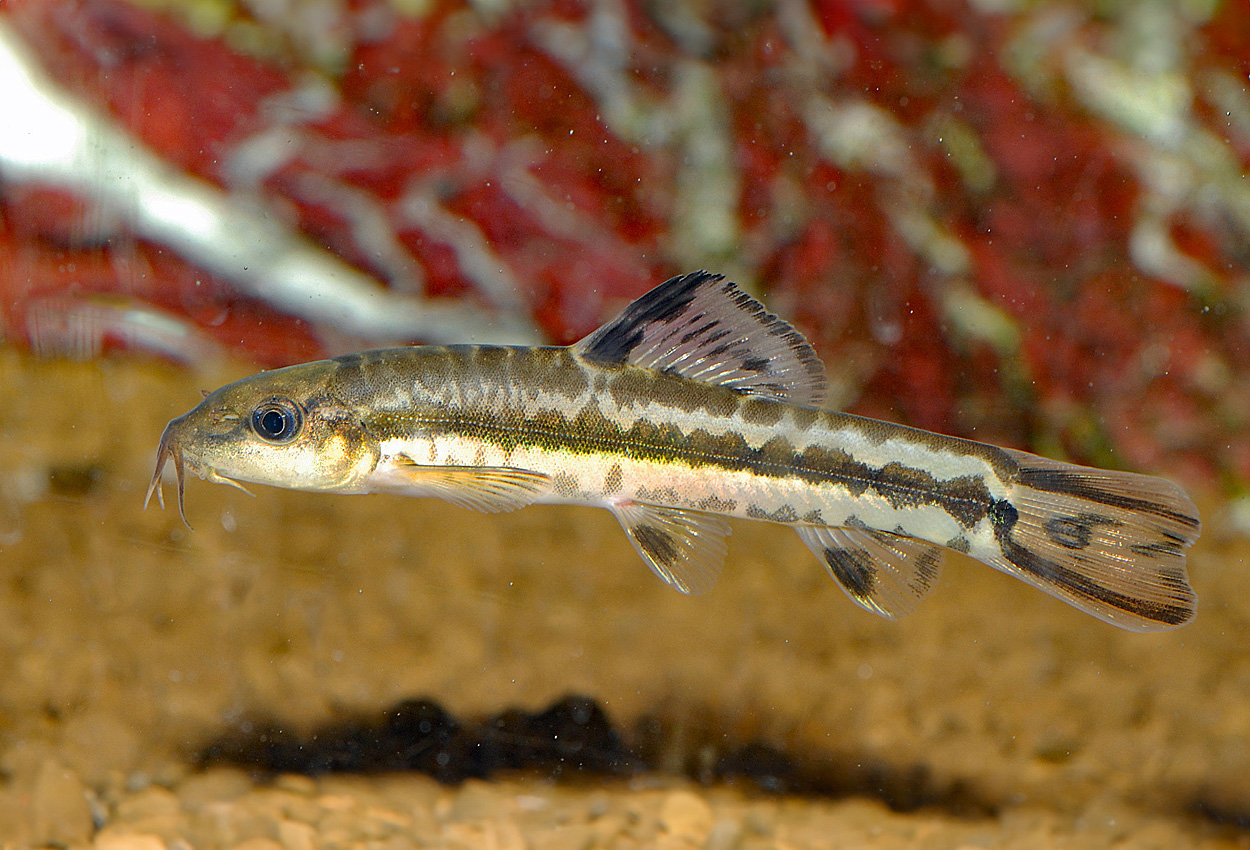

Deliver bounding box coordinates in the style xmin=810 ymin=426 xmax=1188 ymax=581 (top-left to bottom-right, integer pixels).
xmin=338 ymin=343 xmax=1015 ymax=477
xmin=1018 ymin=468 xmax=1200 ymax=530
xmin=998 ymin=538 xmax=1194 ymax=626
xmin=410 ymin=401 xmax=995 ymax=528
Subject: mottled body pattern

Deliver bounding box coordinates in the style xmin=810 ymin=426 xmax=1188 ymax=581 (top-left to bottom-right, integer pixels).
xmin=149 ymin=273 xmax=1200 ymax=631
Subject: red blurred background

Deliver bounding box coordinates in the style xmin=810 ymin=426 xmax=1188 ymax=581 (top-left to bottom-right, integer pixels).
xmin=1 ymin=0 xmax=1247 ymax=490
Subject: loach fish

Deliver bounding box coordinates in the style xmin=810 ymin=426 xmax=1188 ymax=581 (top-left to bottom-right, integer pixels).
xmin=146 ymin=272 xmax=1200 ymax=631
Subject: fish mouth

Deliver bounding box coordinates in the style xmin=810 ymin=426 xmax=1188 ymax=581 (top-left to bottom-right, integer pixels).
xmin=145 ymin=418 xmax=256 ymax=527
xmin=145 ymin=418 xmax=189 ymax=527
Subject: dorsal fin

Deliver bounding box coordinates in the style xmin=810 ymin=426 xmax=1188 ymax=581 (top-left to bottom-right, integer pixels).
xmin=573 ymin=271 xmax=828 ymax=406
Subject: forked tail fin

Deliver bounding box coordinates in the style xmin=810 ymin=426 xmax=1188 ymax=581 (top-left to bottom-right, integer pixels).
xmin=988 ymin=449 xmax=1200 ymax=631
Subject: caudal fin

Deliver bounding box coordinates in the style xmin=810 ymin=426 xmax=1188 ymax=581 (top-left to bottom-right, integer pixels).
xmin=988 ymin=449 xmax=1200 ymax=631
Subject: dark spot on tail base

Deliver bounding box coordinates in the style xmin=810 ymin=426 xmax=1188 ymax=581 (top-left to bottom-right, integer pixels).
xmin=989 ymin=499 xmax=1018 ymax=534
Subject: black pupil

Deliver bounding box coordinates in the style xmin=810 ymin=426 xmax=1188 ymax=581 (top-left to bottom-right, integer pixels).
xmin=254 ymin=404 xmax=297 ymax=441
xmin=259 ymin=409 xmax=287 ymax=437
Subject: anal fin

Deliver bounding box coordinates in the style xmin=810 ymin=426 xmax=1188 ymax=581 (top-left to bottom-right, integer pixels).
xmin=611 ymin=502 xmax=731 ymax=594
xmin=381 ymin=456 xmax=552 ymax=513
xmin=796 ymin=525 xmax=944 ymax=619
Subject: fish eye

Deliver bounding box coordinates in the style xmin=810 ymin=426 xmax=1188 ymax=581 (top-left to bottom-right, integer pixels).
xmin=251 ymin=398 xmax=303 ymax=444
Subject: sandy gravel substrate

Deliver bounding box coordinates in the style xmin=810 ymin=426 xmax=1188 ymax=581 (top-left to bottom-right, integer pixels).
xmin=0 ymin=351 xmax=1247 ymax=849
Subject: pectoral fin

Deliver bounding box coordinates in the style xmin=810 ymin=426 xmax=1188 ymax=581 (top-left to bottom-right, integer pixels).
xmin=203 ymin=468 xmax=255 ymax=497
xmin=611 ymin=502 xmax=731 ymax=594
xmin=796 ymin=525 xmax=944 ymax=619
xmin=387 ymin=457 xmax=552 ymax=513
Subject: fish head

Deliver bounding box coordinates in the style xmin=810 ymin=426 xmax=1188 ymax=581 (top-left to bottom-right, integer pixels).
xmin=145 ymin=361 xmax=380 ymax=524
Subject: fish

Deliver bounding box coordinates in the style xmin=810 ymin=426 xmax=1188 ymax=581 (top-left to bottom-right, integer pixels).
xmin=146 ymin=271 xmax=1200 ymax=631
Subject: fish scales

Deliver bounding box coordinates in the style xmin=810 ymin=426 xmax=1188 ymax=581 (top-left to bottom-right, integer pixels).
xmin=337 ymin=345 xmax=1008 ymax=549
xmin=147 ymin=271 xmax=1200 ymax=631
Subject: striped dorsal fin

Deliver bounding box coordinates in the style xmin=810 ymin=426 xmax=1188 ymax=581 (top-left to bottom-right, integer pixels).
xmin=574 ymin=271 xmax=828 ymax=406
